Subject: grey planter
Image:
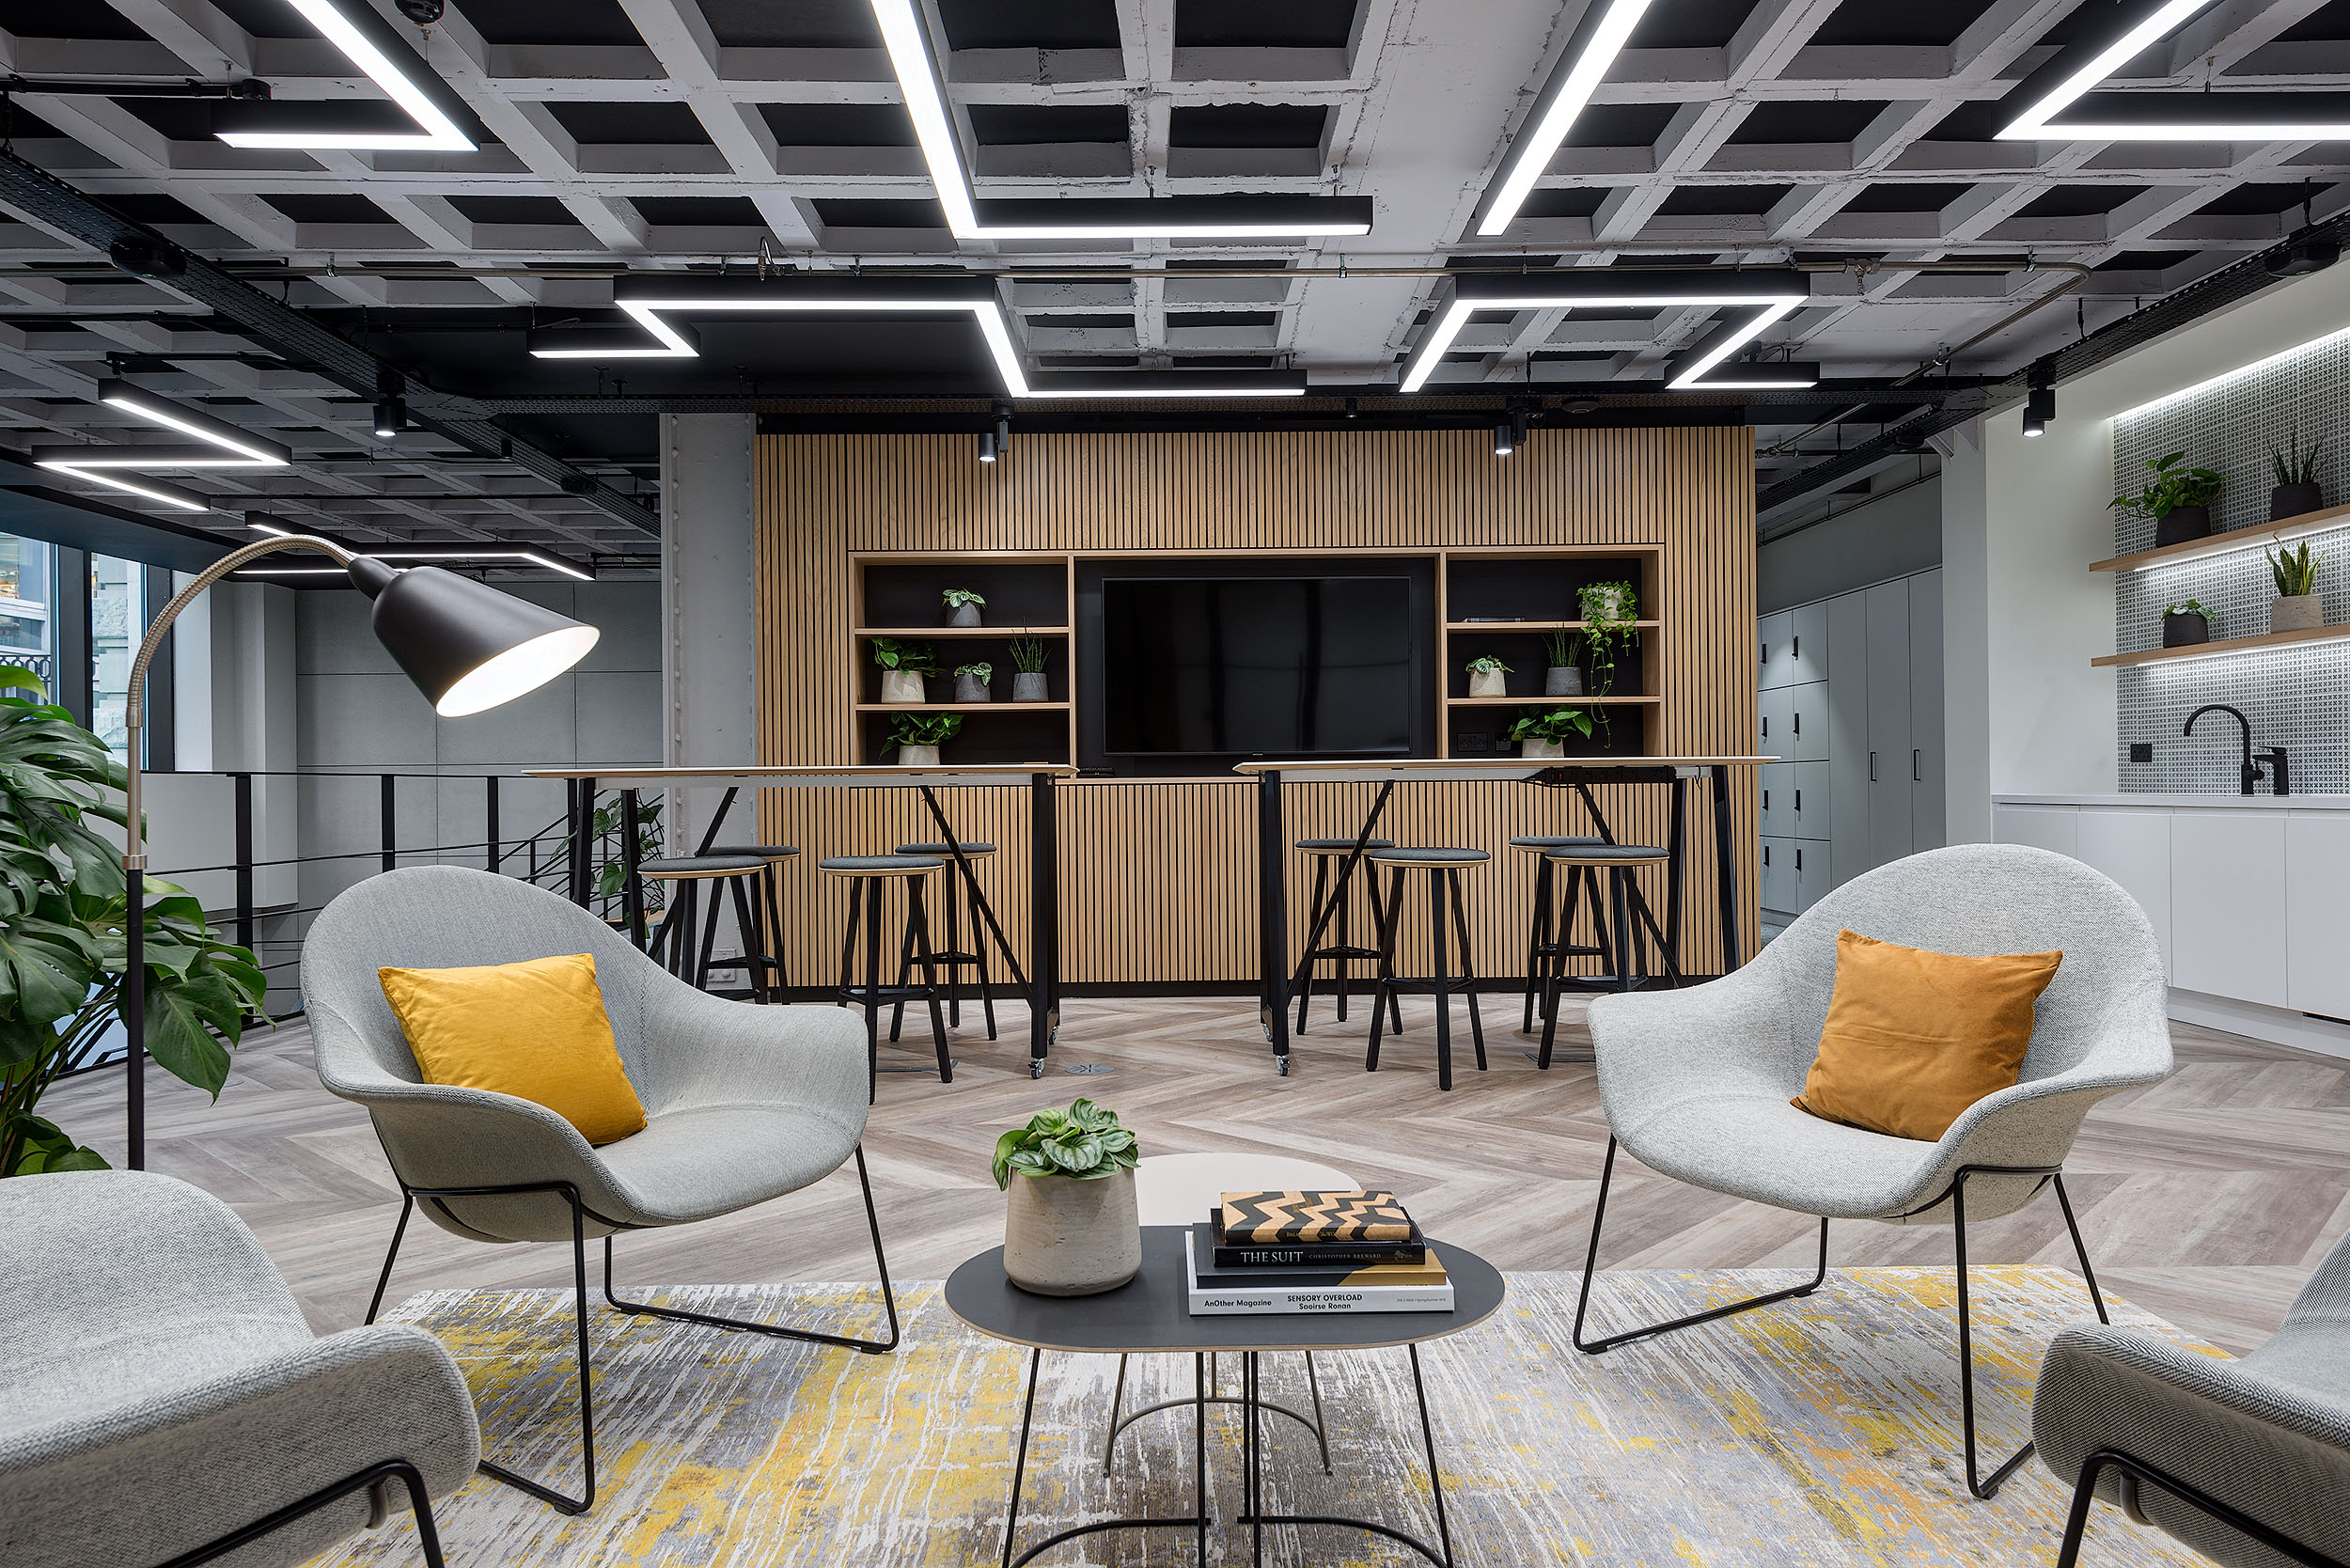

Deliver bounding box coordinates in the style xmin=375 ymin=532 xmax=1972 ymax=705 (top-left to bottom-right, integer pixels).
xmin=1003 ymin=1167 xmax=1140 ymax=1296
xmin=948 ymin=602 xmax=981 ymax=627
xmin=954 ymin=673 xmax=991 ymax=702
xmin=898 ymin=744 xmax=940 ymax=767
xmin=1543 ymin=666 xmax=1584 ymax=697
xmin=1012 ymin=672 xmax=1049 ymax=702
xmin=2272 ymin=593 xmax=2323 ymax=634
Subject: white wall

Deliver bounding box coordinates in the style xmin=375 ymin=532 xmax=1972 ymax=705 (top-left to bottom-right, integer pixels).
xmin=661 ymin=412 xmax=758 ymax=855
xmin=1759 ymin=464 xmax=1940 ymax=613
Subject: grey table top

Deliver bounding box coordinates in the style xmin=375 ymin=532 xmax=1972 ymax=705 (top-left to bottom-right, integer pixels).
xmin=943 ymin=1227 xmax=1506 ymax=1355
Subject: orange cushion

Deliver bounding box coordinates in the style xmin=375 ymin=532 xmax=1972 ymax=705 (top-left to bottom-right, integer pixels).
xmin=378 ymin=952 xmax=647 ymax=1146
xmin=1791 ymin=930 xmax=2062 ymax=1142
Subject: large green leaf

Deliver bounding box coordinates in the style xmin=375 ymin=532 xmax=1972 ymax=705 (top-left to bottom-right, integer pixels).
xmin=143 ymin=969 xmax=239 ymax=1097
xmin=0 ymin=919 xmax=97 ymax=1024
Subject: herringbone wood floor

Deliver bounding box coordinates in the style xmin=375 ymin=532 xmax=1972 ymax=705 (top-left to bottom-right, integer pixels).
xmin=44 ymin=991 xmax=2350 ymax=1355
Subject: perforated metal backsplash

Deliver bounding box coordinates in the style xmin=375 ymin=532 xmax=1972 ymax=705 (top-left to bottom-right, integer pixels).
xmin=2112 ymin=327 xmax=2350 ymax=794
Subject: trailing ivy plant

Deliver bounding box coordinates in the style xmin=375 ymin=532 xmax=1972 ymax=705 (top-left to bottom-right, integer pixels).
xmin=887 ymin=711 xmax=964 ymax=748
xmin=1576 ymin=580 xmax=1639 ymax=737
xmin=2111 ymin=451 xmax=2223 ymax=522
xmin=1503 ymin=706 xmax=1595 ymax=745
xmin=0 ymin=668 xmax=267 ymax=1176
xmin=992 ymin=1097 xmax=1140 ymax=1187
xmin=870 ymin=636 xmax=939 ymax=676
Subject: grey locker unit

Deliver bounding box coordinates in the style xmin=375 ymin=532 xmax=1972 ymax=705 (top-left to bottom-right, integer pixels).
xmin=1864 ymin=578 xmax=1915 ymax=874
xmin=1909 ymin=568 xmax=1946 ymax=852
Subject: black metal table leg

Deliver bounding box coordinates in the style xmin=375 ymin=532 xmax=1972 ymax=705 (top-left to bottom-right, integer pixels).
xmin=1027 ymin=772 xmax=1059 ymax=1077
xmin=997 ymin=1348 xmax=1213 ymax=1568
xmin=1666 ymin=775 xmax=1686 ymax=958
xmin=620 ymin=790 xmax=645 ymax=947
xmin=1711 ymin=762 xmax=1740 ymax=973
xmin=1257 ymin=770 xmax=1290 ymax=1072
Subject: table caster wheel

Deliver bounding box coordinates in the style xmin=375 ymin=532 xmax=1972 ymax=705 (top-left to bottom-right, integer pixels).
xmin=1276 ymin=1055 xmax=1291 ymax=1076
xmin=1028 ymin=1060 xmax=1044 ymax=1079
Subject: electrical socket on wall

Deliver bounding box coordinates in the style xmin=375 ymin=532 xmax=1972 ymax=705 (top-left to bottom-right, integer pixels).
xmin=2129 ymin=742 xmax=2154 ymax=763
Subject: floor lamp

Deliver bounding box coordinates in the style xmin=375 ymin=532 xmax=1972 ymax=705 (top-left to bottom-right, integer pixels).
xmin=121 ymin=532 xmax=601 ymax=1168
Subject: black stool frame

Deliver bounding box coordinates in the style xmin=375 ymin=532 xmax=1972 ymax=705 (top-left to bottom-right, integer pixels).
xmin=1519 ymin=853 xmax=1606 ymax=1031
xmin=891 ymin=842 xmax=1015 ymax=1043
xmin=833 ymin=870 xmax=952 ymax=1095
xmin=1292 ymin=850 xmax=1402 ymax=1035
xmin=648 ymin=869 xmax=781 ymax=1001
xmin=363 ymin=1149 xmax=900 ymax=1515
xmin=1536 ymin=854 xmax=1684 ymax=1067
xmin=1365 ymin=861 xmax=1488 ymax=1091
xmin=1572 ymin=1141 xmax=2107 ymax=1499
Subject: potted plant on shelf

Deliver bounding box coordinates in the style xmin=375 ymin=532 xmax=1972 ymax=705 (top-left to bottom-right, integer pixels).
xmin=1465 ymin=654 xmax=1511 ymax=698
xmin=2162 ymin=600 xmax=2218 ymax=648
xmin=943 ymin=588 xmax=986 ymax=628
xmin=1543 ymin=630 xmax=1583 ymax=697
xmin=1009 ymin=638 xmax=1049 ymax=702
xmin=993 ymin=1097 xmax=1142 ymax=1296
xmin=2268 ymin=540 xmax=2326 ymax=633
xmin=2112 ymin=450 xmax=2225 ymax=547
xmin=887 ymin=711 xmax=961 ymax=767
xmin=2268 ymin=432 xmax=2326 ymax=522
xmin=871 ymin=637 xmax=936 ymax=705
xmin=1577 ymin=579 xmax=1639 ymax=737
xmin=1504 ymin=705 xmax=1595 ymax=760
xmin=954 ymin=661 xmax=993 ymax=702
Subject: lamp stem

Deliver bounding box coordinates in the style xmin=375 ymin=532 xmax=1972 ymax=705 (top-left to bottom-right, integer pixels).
xmin=119 ymin=533 xmax=354 ymax=1170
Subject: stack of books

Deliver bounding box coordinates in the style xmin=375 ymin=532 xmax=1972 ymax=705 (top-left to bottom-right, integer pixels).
xmin=1183 ymin=1189 xmax=1452 ymax=1316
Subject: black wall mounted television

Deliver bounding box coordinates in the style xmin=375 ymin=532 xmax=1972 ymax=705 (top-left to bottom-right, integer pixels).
xmin=1095 ymin=574 xmax=1421 ymax=764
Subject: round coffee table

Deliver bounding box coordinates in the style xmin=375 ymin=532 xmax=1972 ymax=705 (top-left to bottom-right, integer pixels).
xmin=945 ymin=1225 xmax=1504 ymax=1568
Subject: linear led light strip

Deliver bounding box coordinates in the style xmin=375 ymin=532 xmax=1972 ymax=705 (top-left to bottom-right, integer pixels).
xmin=865 ymin=0 xmax=1365 ymax=240
xmin=214 ymin=0 xmax=473 ymax=151
xmin=1998 ymin=0 xmax=2350 ymax=140
xmin=1479 ymin=0 xmax=1653 ymax=235
xmin=1401 ymin=290 xmax=1809 ymax=393
xmin=33 ymin=383 xmax=290 ymax=513
xmin=244 ymin=521 xmax=593 ymax=580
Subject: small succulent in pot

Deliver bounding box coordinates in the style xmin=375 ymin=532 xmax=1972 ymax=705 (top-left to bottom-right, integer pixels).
xmin=886 ymin=710 xmax=961 ymax=766
xmin=2267 ymin=540 xmax=2326 ymax=633
xmin=1504 ymin=705 xmax=1595 ymax=760
xmin=994 ymin=1099 xmax=1143 ymax=1297
xmin=943 ymin=588 xmax=987 ymax=627
xmin=2112 ymin=451 xmax=2224 ymax=546
xmin=2161 ymin=600 xmax=2217 ymax=649
xmin=1009 ymin=637 xmax=1049 ymax=701
xmin=953 ymin=661 xmax=994 ymax=702
xmin=1542 ymin=629 xmax=1583 ymax=697
xmin=871 ymin=636 xmax=937 ymax=704
xmin=1465 ymin=653 xmax=1512 ymax=698
xmin=2268 ymin=432 xmax=2326 ymax=522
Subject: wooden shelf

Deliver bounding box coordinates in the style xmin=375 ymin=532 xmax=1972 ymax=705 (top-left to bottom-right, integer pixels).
xmin=855 ymin=701 xmax=1072 ymax=713
xmin=853 ymin=626 xmax=1070 ymax=638
xmin=2090 ymin=504 xmax=2350 ymax=573
xmin=2091 ymin=621 xmax=2350 ymax=667
xmin=1446 ymin=694 xmax=1661 ymax=706
xmin=1445 ymin=619 xmax=1662 ymax=633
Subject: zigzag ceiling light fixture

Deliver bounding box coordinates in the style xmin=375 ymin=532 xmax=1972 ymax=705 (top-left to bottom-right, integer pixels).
xmin=529 ymin=274 xmax=1308 ymax=399
xmin=1998 ymin=0 xmax=2350 ymax=141
xmin=32 ymin=382 xmax=291 ymax=512
xmin=211 ymin=0 xmax=476 ymax=152
xmin=864 ymin=0 xmax=1370 ymax=241
xmin=1400 ymin=271 xmax=1815 ymax=394
xmin=243 ymin=518 xmax=594 ymax=579
xmin=1475 ymin=0 xmax=1654 ymax=236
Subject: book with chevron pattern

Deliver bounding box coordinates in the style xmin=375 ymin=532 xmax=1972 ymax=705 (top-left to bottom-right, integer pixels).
xmin=1217 ymin=1190 xmax=1417 ymax=1246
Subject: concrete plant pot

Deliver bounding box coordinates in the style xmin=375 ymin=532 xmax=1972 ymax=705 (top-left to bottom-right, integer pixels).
xmin=1467 ymin=668 xmax=1508 ymax=698
xmin=954 ymin=673 xmax=991 ymax=702
xmin=948 ymin=602 xmax=982 ymax=627
xmin=2272 ymin=593 xmax=2323 ymax=634
xmin=897 ymin=744 xmax=941 ymax=768
xmin=1012 ymin=672 xmax=1049 ymax=702
xmin=2270 ymin=483 xmax=2323 ymax=522
xmin=1002 ymin=1167 xmax=1140 ymax=1297
xmin=1543 ymin=666 xmax=1584 ymax=697
xmin=880 ymin=669 xmax=927 ymax=704
xmin=1521 ymin=738 xmax=1566 ymax=760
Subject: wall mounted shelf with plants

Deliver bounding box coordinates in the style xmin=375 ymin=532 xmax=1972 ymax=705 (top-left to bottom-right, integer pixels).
xmin=2090 ymin=620 xmax=2350 ymax=668
xmin=2090 ymin=502 xmax=2350 ymax=573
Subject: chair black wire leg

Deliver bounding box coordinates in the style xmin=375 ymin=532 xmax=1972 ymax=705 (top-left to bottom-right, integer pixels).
xmin=475 ymin=1192 xmax=595 ymax=1514
xmin=363 ymin=1191 xmax=415 ymax=1326
xmin=2052 ymin=1173 xmax=2111 ymax=1326
xmin=1572 ymin=1137 xmax=1830 ymax=1355
xmin=2056 ymin=1450 xmax=2345 ymax=1568
xmin=156 ymin=1459 xmax=449 ymax=1568
xmin=602 ymin=1145 xmax=902 ymax=1355
xmin=1953 ymin=1165 xmax=2043 ymax=1500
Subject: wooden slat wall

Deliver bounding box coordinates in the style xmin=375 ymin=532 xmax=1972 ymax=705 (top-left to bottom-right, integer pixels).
xmin=754 ymin=428 xmax=1758 ymax=988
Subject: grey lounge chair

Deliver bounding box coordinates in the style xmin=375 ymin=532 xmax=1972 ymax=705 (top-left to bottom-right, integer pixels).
xmin=303 ymin=864 xmax=898 ymax=1518
xmin=1580 ymin=842 xmax=2173 ymax=1498
xmin=2034 ymin=1229 xmax=2350 ymax=1568
xmin=0 ymin=1169 xmax=478 ymax=1568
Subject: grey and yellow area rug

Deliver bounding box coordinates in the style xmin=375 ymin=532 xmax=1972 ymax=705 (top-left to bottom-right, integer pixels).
xmin=316 ymin=1268 xmax=2216 ymax=1566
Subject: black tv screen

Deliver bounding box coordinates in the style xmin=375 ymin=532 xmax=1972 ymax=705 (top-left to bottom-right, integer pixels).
xmin=1102 ymin=576 xmax=1414 ymax=757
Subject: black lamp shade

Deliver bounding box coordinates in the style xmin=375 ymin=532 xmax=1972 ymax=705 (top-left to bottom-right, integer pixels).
xmin=349 ymin=559 xmax=600 ymax=715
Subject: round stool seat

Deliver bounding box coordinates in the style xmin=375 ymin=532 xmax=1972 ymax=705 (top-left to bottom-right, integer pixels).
xmin=706 ymin=842 xmax=800 ymax=860
xmin=1510 ymin=835 xmax=1604 ymax=850
xmin=1367 ymin=846 xmax=1490 ymax=868
xmin=1544 ymin=843 xmax=1669 ymax=865
xmin=638 ymin=854 xmax=767 ymax=880
xmin=1296 ymin=837 xmax=1395 ymax=854
xmin=894 ymin=840 xmax=995 ymax=857
xmin=820 ymin=855 xmax=944 ymax=877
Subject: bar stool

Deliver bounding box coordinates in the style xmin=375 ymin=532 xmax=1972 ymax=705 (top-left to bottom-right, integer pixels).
xmin=1535 ymin=842 xmax=1685 ymax=1070
xmin=893 ymin=839 xmax=1005 ymax=1040
xmin=1292 ymin=837 xmax=1402 ymax=1034
xmin=703 ymin=842 xmax=799 ymax=1001
xmin=1511 ymin=835 xmax=1606 ymax=1032
xmin=821 ymin=855 xmax=951 ymax=1097
xmin=635 ymin=855 xmax=778 ymax=998
xmin=1364 ymin=847 xmax=1490 ymax=1092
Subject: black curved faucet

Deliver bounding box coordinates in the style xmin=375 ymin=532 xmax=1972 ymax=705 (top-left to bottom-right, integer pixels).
xmin=2183 ymin=703 xmax=2291 ymax=795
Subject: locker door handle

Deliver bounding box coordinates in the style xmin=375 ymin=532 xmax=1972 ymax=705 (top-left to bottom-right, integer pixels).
xmin=1794 ymin=789 xmax=1802 ymax=811
xmin=1795 ymin=847 xmax=1804 ymax=871
xmin=1763 ymin=844 xmax=1771 ymax=866
xmin=1792 ymin=635 xmax=1800 ymax=660
xmin=1870 ymin=751 xmax=1878 ymax=781
xmin=1761 ymin=715 xmax=1768 ymax=737
xmin=1793 ymin=712 xmax=1801 ymax=736
xmin=1913 ymin=749 xmax=1921 ymax=782
xmin=1762 ymin=790 xmax=1770 ymax=809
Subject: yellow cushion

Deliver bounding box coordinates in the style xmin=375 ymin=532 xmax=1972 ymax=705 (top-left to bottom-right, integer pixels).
xmin=1791 ymin=930 xmax=2062 ymax=1142
xmin=378 ymin=953 xmax=647 ymax=1146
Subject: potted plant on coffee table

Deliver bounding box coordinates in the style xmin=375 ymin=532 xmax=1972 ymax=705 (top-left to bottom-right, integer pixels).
xmin=2112 ymin=450 xmax=2225 ymax=547
xmin=871 ymin=637 xmax=936 ymax=704
xmin=943 ymin=588 xmax=986 ymax=627
xmin=993 ymin=1097 xmax=1142 ymax=1296
xmin=2161 ymin=600 xmax=2217 ymax=648
xmin=954 ymin=661 xmax=993 ymax=702
xmin=2267 ymin=540 xmax=2326 ymax=633
xmin=1542 ymin=630 xmax=1583 ymax=697
xmin=887 ymin=711 xmax=961 ymax=767
xmin=1465 ymin=654 xmax=1511 ymax=698
xmin=1504 ymin=705 xmax=1594 ymax=760
xmin=1008 ymin=638 xmax=1049 ymax=702
xmin=2268 ymin=433 xmax=2326 ymax=522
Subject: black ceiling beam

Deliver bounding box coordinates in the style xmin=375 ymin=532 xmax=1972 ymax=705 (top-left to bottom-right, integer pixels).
xmin=0 ymin=148 xmax=656 ymax=536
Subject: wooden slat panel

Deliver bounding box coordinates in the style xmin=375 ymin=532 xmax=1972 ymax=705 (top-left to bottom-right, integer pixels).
xmin=755 ymin=429 xmax=1758 ymax=987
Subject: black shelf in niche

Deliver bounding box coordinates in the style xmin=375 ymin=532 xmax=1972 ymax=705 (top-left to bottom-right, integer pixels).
xmin=1445 ymin=628 xmax=1650 ymax=701
xmin=1446 ymin=554 xmax=1648 ymax=625
xmin=860 ymin=635 xmax=1070 ymax=706
xmin=1446 ymin=703 xmax=1650 ymax=760
xmin=861 ymin=561 xmax=1066 ymax=631
xmin=864 ymin=706 xmax=1068 ymax=767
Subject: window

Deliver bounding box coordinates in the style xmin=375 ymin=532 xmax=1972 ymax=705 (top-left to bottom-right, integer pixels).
xmin=89 ymin=554 xmax=144 ymax=757
xmin=0 ymin=532 xmax=55 ymax=687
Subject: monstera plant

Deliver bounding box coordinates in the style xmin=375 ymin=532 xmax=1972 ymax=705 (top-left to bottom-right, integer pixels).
xmin=0 ymin=668 xmax=266 ymax=1175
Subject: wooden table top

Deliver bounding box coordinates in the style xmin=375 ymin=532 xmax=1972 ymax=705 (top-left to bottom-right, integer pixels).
xmin=525 ymin=763 xmax=1081 ymax=789
xmin=1232 ymin=756 xmax=1775 ymax=782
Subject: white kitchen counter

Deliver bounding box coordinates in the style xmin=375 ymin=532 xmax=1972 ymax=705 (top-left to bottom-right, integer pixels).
xmin=1995 ymin=792 xmax=2350 ymax=809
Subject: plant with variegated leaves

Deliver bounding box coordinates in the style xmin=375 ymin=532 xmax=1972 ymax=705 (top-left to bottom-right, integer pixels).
xmin=992 ymin=1097 xmax=1140 ymax=1188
